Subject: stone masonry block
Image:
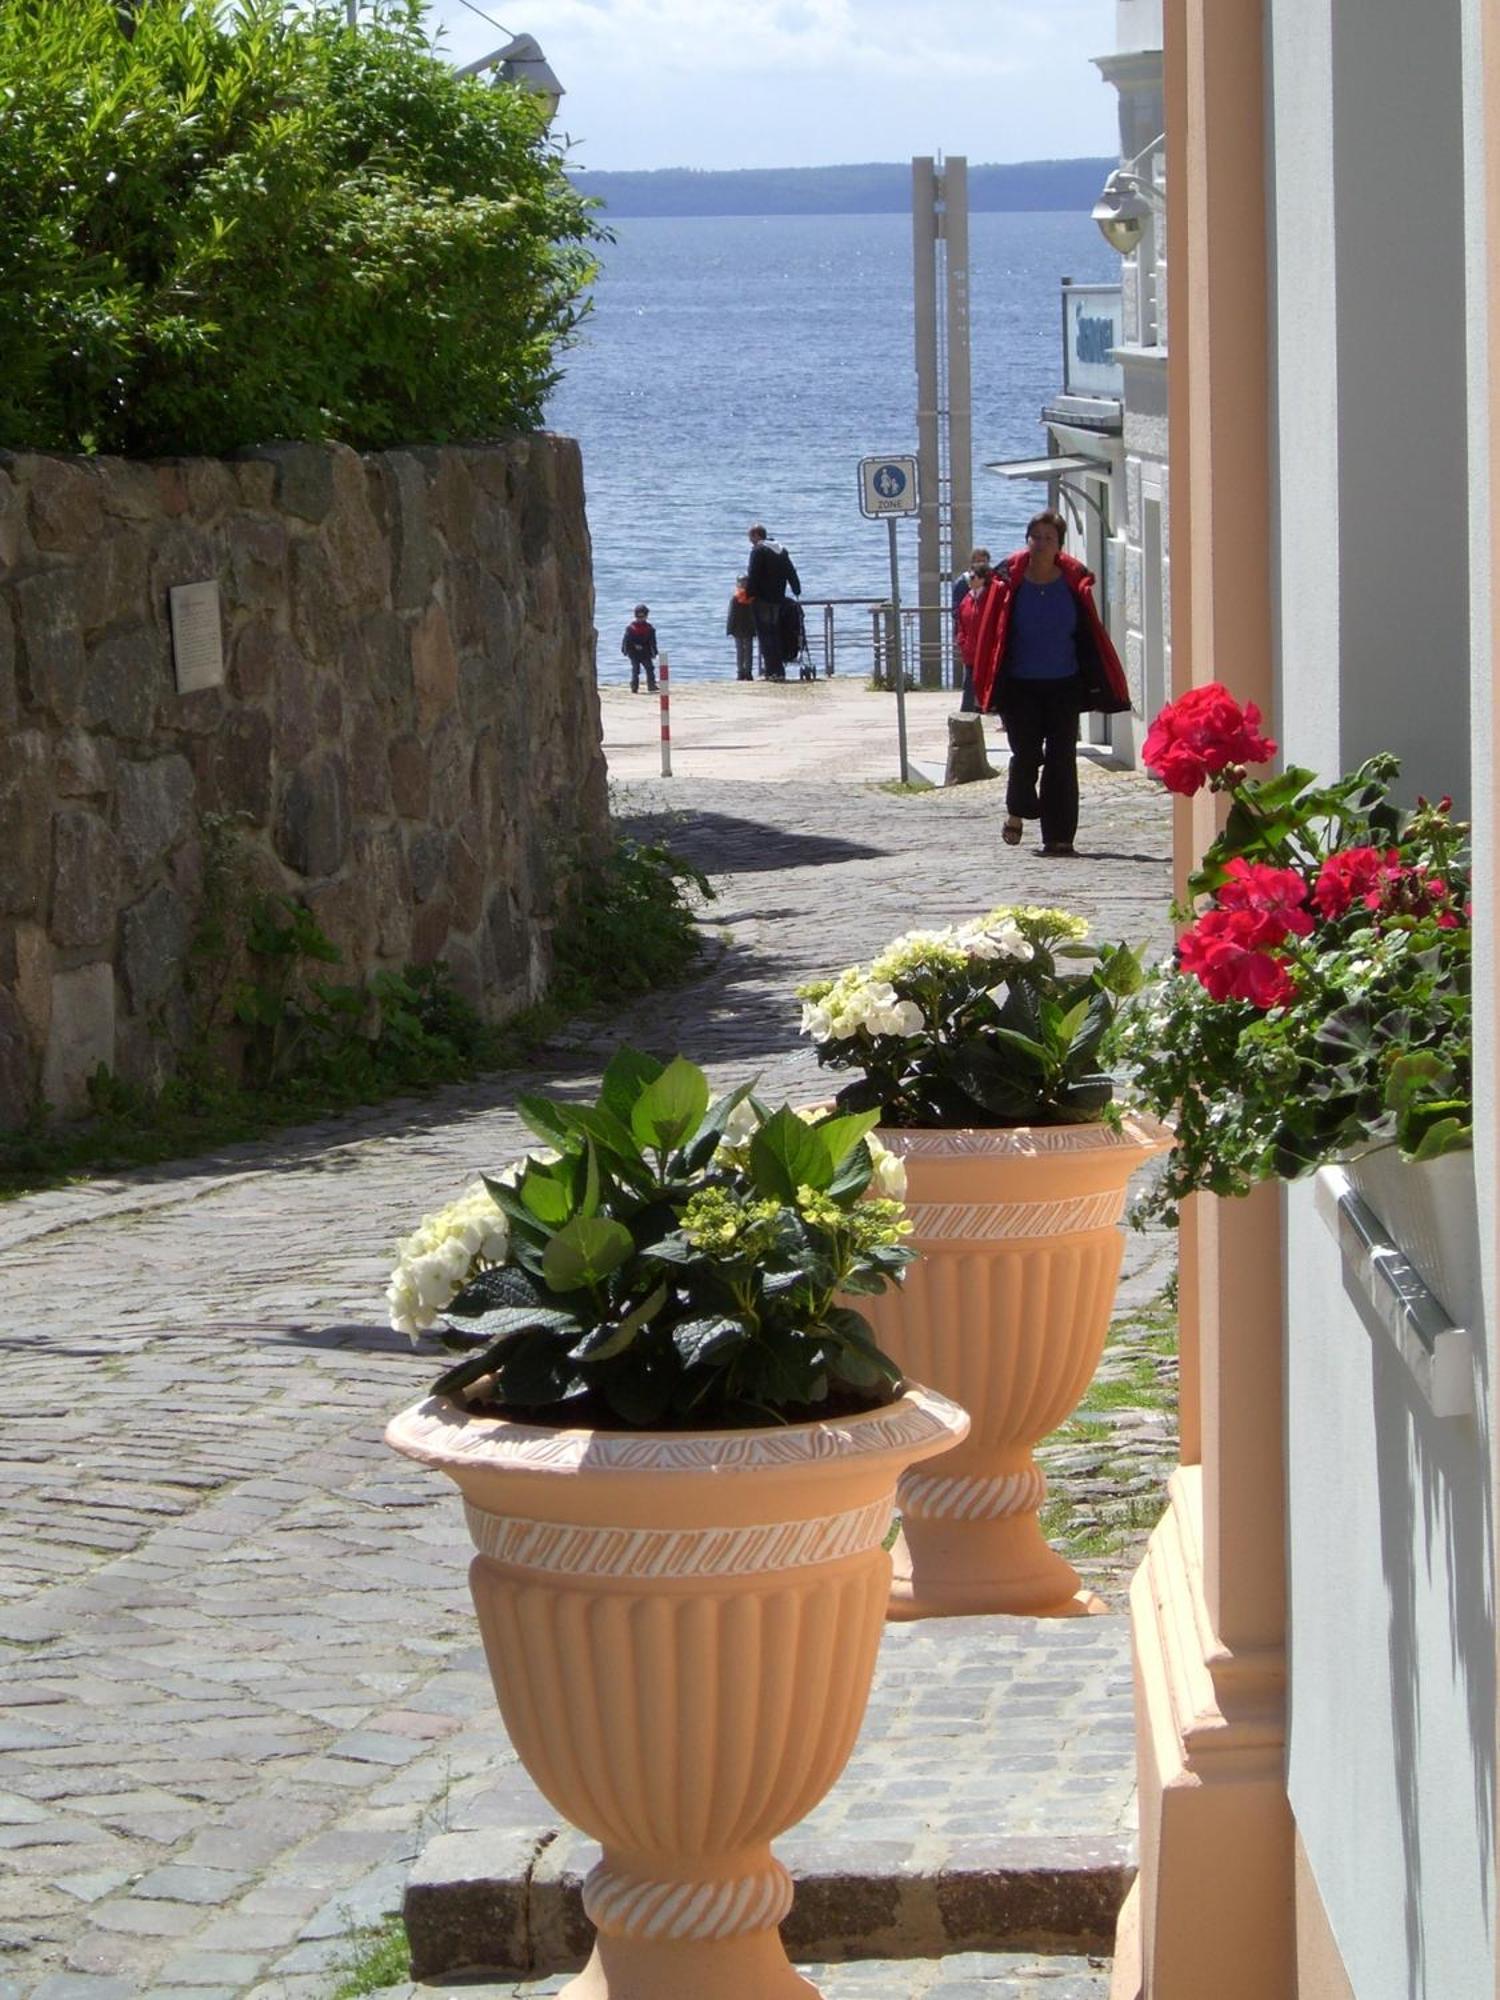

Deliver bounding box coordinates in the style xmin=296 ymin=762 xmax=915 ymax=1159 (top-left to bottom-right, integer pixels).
xmin=275 ymin=754 xmax=351 ymax=880
xmin=14 ymin=569 xmax=87 ymax=722
xmin=0 ymin=986 xmax=33 ymax=1128
xmin=27 ymin=458 xmax=105 ymax=553
xmin=81 ymin=626 xmax=169 ymax=741
xmin=412 ymin=602 xmax=460 ymax=730
xmin=0 ymin=596 xmax=17 ymax=730
xmin=54 ymin=729 xmax=112 ymax=799
xmin=242 ymin=443 xmax=336 ymax=524
xmin=50 ymin=808 xmax=122 ymax=950
xmin=0 ymin=918 xmax=52 ymax=1052
xmin=403 ymin=1826 xmax=544 ymax=1981
xmin=116 ymin=753 xmax=195 ymax=879
xmin=42 ymin=960 xmax=115 ymax=1115
xmin=382 ymin=452 xmax=436 ymax=612
xmin=0 ymin=731 xmax=52 ymax=916
xmin=121 ymin=882 xmax=191 ymax=1014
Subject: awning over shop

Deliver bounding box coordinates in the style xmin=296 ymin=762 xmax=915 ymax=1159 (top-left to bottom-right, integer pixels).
xmin=982 ymin=453 xmax=1107 ymax=481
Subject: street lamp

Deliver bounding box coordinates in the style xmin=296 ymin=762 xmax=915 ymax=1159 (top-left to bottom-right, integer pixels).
xmin=1091 ymin=134 xmax=1165 ymax=255
xmin=457 ymin=31 xmax=565 ymax=123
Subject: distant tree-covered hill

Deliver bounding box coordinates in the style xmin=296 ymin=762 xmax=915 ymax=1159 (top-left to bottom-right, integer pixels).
xmin=569 ymin=158 xmax=1115 ymax=219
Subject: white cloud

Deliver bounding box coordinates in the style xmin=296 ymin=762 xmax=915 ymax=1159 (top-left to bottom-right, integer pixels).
xmin=426 ymin=0 xmax=1120 ymax=170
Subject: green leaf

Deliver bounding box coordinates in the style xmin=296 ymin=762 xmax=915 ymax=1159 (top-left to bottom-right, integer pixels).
xmin=810 ymin=1108 xmax=881 ymax=1171
xmin=671 ymin=1315 xmax=749 ymax=1367
xmin=579 ymin=1138 xmax=601 ymax=1219
xmin=1406 ymin=1115 xmax=1472 ymax=1162
xmin=515 ymin=1093 xmax=577 ymax=1152
xmin=542 ymin=1215 xmax=635 ymax=1291
xmin=519 ymin=1163 xmax=574 ymax=1227
xmin=441 ymin=1264 xmax=580 ymax=1341
xmin=600 ymin=1047 xmax=665 ymax=1122
xmin=749 ymin=1105 xmax=834 ymax=1200
xmin=630 ymin=1056 xmax=712 ymax=1153
xmin=570 ymin=1281 xmax=669 ymax=1361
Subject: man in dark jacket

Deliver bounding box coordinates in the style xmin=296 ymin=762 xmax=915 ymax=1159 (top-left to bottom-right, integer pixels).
xmin=746 ymin=524 xmax=801 ymax=682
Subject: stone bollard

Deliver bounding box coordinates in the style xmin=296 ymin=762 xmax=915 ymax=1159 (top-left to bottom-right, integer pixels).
xmin=944 ymin=712 xmax=996 ymax=786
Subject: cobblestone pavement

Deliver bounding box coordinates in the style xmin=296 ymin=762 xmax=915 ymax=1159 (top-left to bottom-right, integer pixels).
xmin=0 ymin=765 xmax=1174 ymax=1998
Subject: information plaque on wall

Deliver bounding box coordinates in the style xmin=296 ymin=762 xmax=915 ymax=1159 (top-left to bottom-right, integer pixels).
xmin=169 ymin=580 xmax=225 ymax=694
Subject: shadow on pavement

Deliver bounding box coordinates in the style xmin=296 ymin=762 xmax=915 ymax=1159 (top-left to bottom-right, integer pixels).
xmin=618 ymin=807 xmax=889 ymax=875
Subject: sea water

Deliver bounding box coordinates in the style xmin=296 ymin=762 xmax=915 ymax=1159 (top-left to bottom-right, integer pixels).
xmin=545 ymin=209 xmax=1115 ymax=685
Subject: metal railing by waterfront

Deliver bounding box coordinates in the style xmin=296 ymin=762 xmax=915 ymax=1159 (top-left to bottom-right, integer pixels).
xmin=799 ymin=597 xmax=936 ymax=690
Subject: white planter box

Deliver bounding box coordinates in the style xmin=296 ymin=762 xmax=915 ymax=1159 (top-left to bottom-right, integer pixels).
xmin=1315 ymin=1148 xmax=1478 ymax=1418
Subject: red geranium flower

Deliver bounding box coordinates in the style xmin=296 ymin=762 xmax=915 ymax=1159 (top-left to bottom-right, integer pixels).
xmin=1311 ymin=846 xmax=1402 ymax=920
xmin=1143 ymin=684 xmax=1277 ymax=796
xmin=1178 ymin=909 xmax=1298 ymax=1008
xmin=1216 ymin=858 xmax=1314 ymax=941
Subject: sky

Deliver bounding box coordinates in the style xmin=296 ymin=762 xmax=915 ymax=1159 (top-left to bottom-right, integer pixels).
xmin=424 ymin=0 xmax=1122 ymax=173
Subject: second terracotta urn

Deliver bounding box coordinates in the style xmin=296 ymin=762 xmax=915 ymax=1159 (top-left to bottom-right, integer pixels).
xmin=862 ymin=1117 xmax=1168 ymax=1618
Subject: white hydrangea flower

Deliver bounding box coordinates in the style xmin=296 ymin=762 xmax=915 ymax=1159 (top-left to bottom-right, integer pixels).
xmin=723 ymin=1095 xmax=761 ymax=1143
xmin=386 ymin=1181 xmax=510 ymax=1337
xmin=800 ymin=999 xmax=835 ymax=1044
xmin=866 ymin=1134 xmax=908 ymax=1201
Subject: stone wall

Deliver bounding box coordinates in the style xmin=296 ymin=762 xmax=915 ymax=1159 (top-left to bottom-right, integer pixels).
xmin=0 ymin=437 xmax=607 ymax=1124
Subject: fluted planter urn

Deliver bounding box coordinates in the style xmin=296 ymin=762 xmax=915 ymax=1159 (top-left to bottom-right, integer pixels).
xmin=386 ymin=1385 xmax=967 ymax=2000
xmin=862 ymin=1117 xmax=1169 ymax=1620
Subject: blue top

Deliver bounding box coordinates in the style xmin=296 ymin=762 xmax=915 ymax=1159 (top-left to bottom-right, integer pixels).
xmin=1008 ymin=577 xmax=1078 ymax=680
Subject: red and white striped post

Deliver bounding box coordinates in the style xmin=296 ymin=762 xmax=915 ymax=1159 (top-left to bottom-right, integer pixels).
xmin=658 ymin=653 xmax=672 ymax=777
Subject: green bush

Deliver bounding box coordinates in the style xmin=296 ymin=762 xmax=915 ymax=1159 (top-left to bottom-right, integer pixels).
xmin=0 ymin=0 xmax=601 ymax=455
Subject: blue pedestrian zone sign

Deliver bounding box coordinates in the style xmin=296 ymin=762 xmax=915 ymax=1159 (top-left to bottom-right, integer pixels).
xmin=859 ymin=455 xmax=920 ymax=518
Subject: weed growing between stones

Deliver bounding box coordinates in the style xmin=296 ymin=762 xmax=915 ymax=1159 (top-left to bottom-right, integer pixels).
xmin=1035 ymin=1288 xmax=1180 ymax=1593
xmin=0 ymin=834 xmax=711 ymax=1198
xmin=549 ymin=835 xmax=714 ymax=1010
xmin=327 ymin=1911 xmax=409 ymax=1999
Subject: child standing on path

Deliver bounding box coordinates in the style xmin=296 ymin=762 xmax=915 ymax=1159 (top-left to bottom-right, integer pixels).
xmin=621 ymin=604 xmax=659 ymax=692
xmin=726 ymin=575 xmax=756 ymax=680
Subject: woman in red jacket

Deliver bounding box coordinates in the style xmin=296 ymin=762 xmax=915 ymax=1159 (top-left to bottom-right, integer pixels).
xmin=970 ymin=510 xmax=1131 ymax=856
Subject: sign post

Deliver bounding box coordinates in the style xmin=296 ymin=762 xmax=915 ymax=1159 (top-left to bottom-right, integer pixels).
xmin=858 ymin=456 xmax=920 ymax=783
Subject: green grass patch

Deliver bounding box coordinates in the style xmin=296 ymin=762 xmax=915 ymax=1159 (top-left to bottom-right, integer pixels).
xmin=327 ymin=1913 xmax=409 ymax=1999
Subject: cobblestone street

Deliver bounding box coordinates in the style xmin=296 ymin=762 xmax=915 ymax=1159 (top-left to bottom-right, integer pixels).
xmin=0 ymin=753 xmax=1175 ymax=1998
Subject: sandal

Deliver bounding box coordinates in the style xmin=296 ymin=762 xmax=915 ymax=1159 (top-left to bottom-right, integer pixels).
xmin=1001 ymin=817 xmax=1024 ymax=846
xmin=1041 ymin=842 xmax=1078 ymax=857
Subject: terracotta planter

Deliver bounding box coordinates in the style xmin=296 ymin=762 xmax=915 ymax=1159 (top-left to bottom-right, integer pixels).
xmin=386 ymin=1385 xmax=967 ymax=2000
xmin=861 ymin=1118 xmax=1169 ymax=1620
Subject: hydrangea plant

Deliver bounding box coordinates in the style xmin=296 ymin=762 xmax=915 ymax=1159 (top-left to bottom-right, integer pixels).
xmin=387 ymin=1050 xmax=915 ymax=1429
xmin=1111 ymin=685 xmax=1471 ymax=1224
xmin=797 ymin=907 xmax=1145 ymax=1128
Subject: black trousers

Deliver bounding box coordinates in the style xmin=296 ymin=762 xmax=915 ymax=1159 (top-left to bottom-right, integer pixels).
xmin=754 ymin=600 xmax=785 ymax=678
xmin=999 ymin=678 xmax=1082 ymax=845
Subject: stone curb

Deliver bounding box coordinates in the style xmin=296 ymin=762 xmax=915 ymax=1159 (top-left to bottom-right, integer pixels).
xmin=404 ymin=1824 xmax=1134 ymax=1981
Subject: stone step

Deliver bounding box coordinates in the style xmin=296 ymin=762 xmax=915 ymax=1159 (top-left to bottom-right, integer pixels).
xmin=369 ymin=1951 xmax=1112 ymax=1997
xmin=403 ymin=1617 xmax=1136 ymax=1982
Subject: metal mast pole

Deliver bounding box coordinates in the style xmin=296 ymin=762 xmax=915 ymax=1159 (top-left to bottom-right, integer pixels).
xmin=912 ymin=157 xmax=942 ymax=690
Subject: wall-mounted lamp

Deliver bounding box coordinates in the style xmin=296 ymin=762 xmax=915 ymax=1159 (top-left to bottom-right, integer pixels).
xmin=1091 ymin=135 xmax=1165 ymax=255
xmin=458 ymin=31 xmax=565 ymax=123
